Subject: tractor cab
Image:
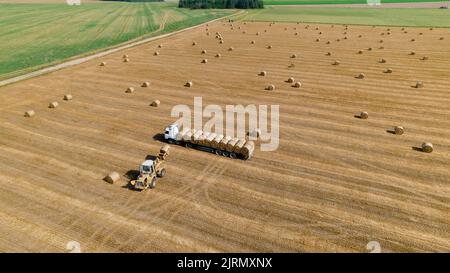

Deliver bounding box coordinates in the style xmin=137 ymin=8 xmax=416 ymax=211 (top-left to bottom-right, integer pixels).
xmin=139 ymin=160 xmax=154 ymax=175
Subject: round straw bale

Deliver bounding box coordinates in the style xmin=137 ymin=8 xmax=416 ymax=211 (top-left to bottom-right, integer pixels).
xmin=316 ymin=38 xmax=320 ymax=42
xmin=211 ymin=134 xmax=224 ymax=148
xmin=332 ymin=60 xmax=340 ymax=65
xmin=48 ymin=102 xmax=59 ymax=109
xmin=326 ymin=41 xmax=331 ymax=44
xmin=359 ymin=111 xmax=369 ymax=119
xmin=293 ymin=81 xmax=302 ymax=88
xmin=241 ymin=141 xmax=255 ymax=159
xmin=379 ymin=39 xmax=384 ymax=43
xmin=100 ymin=62 xmax=106 ymax=66
xmin=24 ymin=110 xmax=35 ymax=117
xmin=266 ymin=84 xmax=276 ymax=91
xmin=219 ymin=136 xmax=232 ymax=150
xmin=409 ymin=51 xmax=416 ymax=55
xmin=251 ymin=40 xmax=255 ymax=44
xmin=248 ymin=128 xmax=261 ymax=139
xmin=192 ymin=41 xmax=197 ymax=46
xmin=421 ymin=56 xmax=429 ymax=61
xmin=295 ymin=32 xmax=299 ymax=35
xmin=291 ymin=54 xmax=297 ymax=58
xmin=158 ymin=44 xmax=162 ymax=48
xmin=411 ymin=38 xmax=415 ymax=42
xmin=185 ymin=81 xmax=193 ymax=87
xmin=142 ymin=81 xmax=150 ymax=87
xmin=64 ymin=94 xmax=73 ymax=101
xmin=201 ymin=49 xmax=207 ymax=54
xmin=226 ymin=138 xmax=239 ymax=152
xmin=422 ymin=142 xmax=433 ymax=153
xmin=379 ymin=58 xmax=387 ymax=63
xmin=228 ymin=47 xmax=234 ymax=51
xmin=104 ymin=172 xmax=120 ymax=184
xmin=394 ymin=126 xmax=404 ymax=135
xmin=154 ymin=51 xmax=159 ymax=56
xmin=287 ymin=77 xmax=295 ymax=83
xmin=267 ymin=45 xmax=272 ymax=49
xmin=356 ymin=73 xmax=365 ymax=79
xmin=259 ymin=71 xmax=267 ymax=76
xmin=219 ymin=40 xmax=224 ymax=44
xmin=126 ymin=87 xmax=134 ymax=93
xmin=201 ymin=59 xmax=208 ymax=64
xmin=123 ymin=54 xmax=128 ymax=59
xmin=415 ymin=81 xmax=424 ymax=88
xmin=215 ymin=53 xmax=221 ymax=58
xmin=150 ymin=100 xmax=160 ymax=107
xmin=123 ymin=58 xmax=130 ymax=62
xmin=439 ymin=37 xmax=444 ymax=40
xmin=384 ymin=68 xmax=393 ymax=74
xmin=358 ymin=50 xmax=363 ymax=54
xmin=233 ymin=139 xmax=246 ymax=153
xmin=326 ymin=52 xmax=331 ymax=56
xmin=368 ymin=47 xmax=373 ymax=51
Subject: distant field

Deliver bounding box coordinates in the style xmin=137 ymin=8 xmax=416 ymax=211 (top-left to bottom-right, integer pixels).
xmin=264 ymin=0 xmax=445 ymax=5
xmin=242 ymin=7 xmax=450 ymax=27
xmin=0 ymin=3 xmax=233 ymax=80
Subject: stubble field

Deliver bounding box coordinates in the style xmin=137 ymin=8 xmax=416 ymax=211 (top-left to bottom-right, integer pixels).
xmin=0 ymin=20 xmax=449 ymax=252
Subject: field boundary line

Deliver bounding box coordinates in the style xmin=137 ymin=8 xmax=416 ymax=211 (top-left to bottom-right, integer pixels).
xmin=0 ymin=10 xmax=245 ymax=88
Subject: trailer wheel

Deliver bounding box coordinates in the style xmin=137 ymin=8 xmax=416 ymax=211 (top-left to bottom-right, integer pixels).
xmin=158 ymin=168 xmax=166 ymax=178
xmin=229 ymin=152 xmax=237 ymax=159
xmin=215 ymin=149 xmax=221 ymax=155
xmin=222 ymin=151 xmax=230 ymax=157
xmin=167 ymin=139 xmax=174 ymax=144
xmin=185 ymin=143 xmax=192 ymax=148
xmin=149 ymin=177 xmax=157 ymax=189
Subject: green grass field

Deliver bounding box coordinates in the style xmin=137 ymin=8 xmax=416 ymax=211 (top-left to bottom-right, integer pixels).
xmin=264 ymin=0 xmax=446 ymax=5
xmin=241 ymin=6 xmax=450 ymax=27
xmin=0 ymin=2 xmax=233 ymax=80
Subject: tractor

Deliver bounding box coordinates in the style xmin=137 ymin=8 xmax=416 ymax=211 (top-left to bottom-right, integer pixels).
xmin=129 ymin=144 xmax=169 ymax=190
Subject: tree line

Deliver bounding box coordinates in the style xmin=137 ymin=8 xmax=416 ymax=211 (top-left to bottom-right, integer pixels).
xmin=179 ymin=0 xmax=264 ymax=9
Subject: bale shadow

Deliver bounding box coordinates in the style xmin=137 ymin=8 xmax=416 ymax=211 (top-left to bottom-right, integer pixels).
xmin=125 ymin=170 xmax=140 ymax=180
xmin=354 ymin=115 xmax=363 ymax=119
xmin=386 ymin=129 xmax=396 ymax=134
xmin=412 ymin=146 xmax=424 ymax=152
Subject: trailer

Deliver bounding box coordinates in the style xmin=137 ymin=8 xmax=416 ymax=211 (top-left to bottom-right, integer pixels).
xmin=164 ymin=123 xmax=255 ymax=160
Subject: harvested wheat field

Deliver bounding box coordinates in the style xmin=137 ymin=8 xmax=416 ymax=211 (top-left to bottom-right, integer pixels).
xmin=0 ymin=20 xmax=449 ymax=253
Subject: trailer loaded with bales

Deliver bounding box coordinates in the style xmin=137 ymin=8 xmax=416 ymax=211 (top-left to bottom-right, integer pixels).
xmin=164 ymin=123 xmax=255 ymax=160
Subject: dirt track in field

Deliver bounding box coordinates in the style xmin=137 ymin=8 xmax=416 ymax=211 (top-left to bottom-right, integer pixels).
xmin=0 ymin=20 xmax=449 ymax=252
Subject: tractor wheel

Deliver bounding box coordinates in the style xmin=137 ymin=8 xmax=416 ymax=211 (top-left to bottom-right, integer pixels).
xmin=168 ymin=139 xmax=174 ymax=144
xmin=149 ymin=177 xmax=157 ymax=189
xmin=158 ymin=168 xmax=166 ymax=178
